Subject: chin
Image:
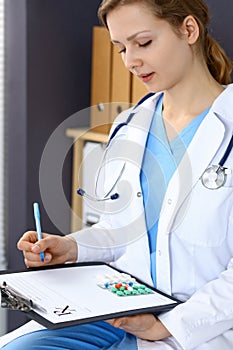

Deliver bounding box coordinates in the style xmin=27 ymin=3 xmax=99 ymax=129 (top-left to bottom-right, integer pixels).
xmin=145 ymin=81 xmax=164 ymax=94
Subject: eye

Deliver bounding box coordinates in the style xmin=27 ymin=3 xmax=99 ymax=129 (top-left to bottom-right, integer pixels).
xmin=119 ymin=49 xmax=125 ymax=54
xmin=118 ymin=47 xmax=126 ymax=54
xmin=139 ymin=40 xmax=152 ymax=47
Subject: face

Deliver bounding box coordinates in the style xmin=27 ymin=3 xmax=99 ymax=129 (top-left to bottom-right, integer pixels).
xmin=106 ymin=3 xmax=196 ymax=93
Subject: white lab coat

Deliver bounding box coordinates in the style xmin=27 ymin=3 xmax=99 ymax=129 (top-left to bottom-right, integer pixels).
xmin=1 ymin=85 xmax=233 ymax=350
xmin=1 ymin=86 xmax=232 ymax=350
xmin=71 ymin=84 xmax=233 ymax=350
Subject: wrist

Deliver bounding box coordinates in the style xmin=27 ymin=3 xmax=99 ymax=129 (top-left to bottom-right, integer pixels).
xmin=65 ymin=236 xmax=78 ymax=262
xmin=143 ymin=317 xmax=171 ymax=341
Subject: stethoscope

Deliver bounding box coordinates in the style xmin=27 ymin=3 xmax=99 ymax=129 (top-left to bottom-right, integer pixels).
xmin=77 ymin=94 xmax=233 ymax=200
xmin=77 ymin=93 xmax=155 ymax=202
xmin=201 ymin=134 xmax=233 ymax=189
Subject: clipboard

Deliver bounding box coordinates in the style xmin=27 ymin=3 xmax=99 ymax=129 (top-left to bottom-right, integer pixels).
xmin=0 ymin=262 xmax=181 ymax=330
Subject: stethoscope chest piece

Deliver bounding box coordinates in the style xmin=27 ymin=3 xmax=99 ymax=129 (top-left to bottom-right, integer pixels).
xmin=201 ymin=165 xmax=227 ymax=189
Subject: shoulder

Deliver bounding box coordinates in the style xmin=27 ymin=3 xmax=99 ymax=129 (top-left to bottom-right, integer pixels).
xmin=113 ymin=91 xmax=162 ymax=124
xmin=112 ymin=106 xmax=134 ymax=125
xmin=212 ymin=84 xmax=233 ymax=124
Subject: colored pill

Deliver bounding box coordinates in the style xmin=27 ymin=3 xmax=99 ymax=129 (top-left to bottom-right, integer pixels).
xmin=111 ymin=287 xmax=118 ymax=293
xmin=138 ymin=289 xmax=146 ymax=294
xmin=116 ymin=291 xmax=125 ymax=296
xmin=115 ymin=283 xmax=122 ymax=289
xmin=124 ymin=290 xmax=131 ymax=295
xmin=145 ymin=288 xmax=153 ymax=294
xmin=133 ymin=285 xmax=139 ymax=290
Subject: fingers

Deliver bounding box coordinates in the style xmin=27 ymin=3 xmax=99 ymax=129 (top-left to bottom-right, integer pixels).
xmin=18 ymin=231 xmax=51 ymax=253
xmin=24 ymin=251 xmax=52 ymax=268
xmin=18 ymin=231 xmax=52 ymax=268
xmin=17 ymin=231 xmax=78 ymax=268
xmin=17 ymin=231 xmax=38 ymax=251
xmin=106 ymin=317 xmax=126 ymax=328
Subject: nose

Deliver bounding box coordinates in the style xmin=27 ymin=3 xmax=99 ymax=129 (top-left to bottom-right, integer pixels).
xmin=123 ymin=49 xmax=143 ymax=73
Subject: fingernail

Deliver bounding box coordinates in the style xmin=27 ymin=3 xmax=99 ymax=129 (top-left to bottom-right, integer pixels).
xmin=44 ymin=254 xmax=51 ymax=263
xmin=32 ymin=245 xmax=40 ymax=252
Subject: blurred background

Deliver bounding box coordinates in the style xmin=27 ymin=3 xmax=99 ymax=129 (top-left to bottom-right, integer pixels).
xmin=0 ymin=0 xmax=232 ymax=335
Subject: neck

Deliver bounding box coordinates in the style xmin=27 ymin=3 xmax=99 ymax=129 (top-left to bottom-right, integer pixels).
xmin=163 ymin=62 xmax=224 ymax=119
xmin=162 ymin=61 xmax=224 ymax=135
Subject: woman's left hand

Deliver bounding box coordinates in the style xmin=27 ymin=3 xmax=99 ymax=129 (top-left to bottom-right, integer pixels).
xmin=106 ymin=313 xmax=171 ymax=341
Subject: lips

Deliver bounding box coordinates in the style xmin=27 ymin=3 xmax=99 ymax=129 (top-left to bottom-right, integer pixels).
xmin=139 ymin=72 xmax=155 ymax=83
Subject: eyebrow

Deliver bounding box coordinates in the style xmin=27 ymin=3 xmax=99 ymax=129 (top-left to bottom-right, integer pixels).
xmin=111 ymin=30 xmax=151 ymax=44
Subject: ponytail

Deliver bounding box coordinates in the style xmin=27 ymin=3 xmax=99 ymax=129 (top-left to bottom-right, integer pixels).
xmin=205 ymin=33 xmax=233 ymax=85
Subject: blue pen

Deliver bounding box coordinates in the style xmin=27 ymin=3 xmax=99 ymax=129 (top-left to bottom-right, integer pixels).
xmin=33 ymin=202 xmax=45 ymax=262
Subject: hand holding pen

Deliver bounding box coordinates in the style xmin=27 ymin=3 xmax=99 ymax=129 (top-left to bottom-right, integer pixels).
xmin=17 ymin=204 xmax=78 ymax=268
xmin=33 ymin=202 xmax=45 ymax=262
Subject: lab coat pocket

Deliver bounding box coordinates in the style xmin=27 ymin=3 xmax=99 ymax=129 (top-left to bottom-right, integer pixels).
xmin=172 ymin=181 xmax=233 ymax=247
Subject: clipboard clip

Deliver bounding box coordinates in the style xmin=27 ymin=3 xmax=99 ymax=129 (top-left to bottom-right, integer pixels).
xmin=0 ymin=281 xmax=32 ymax=312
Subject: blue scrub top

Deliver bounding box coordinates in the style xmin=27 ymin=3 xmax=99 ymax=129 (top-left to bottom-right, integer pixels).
xmin=140 ymin=94 xmax=210 ymax=286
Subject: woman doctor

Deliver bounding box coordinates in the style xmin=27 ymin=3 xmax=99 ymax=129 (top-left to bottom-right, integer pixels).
xmin=4 ymin=0 xmax=233 ymax=349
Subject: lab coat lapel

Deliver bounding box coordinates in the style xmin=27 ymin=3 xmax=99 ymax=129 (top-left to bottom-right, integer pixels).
xmin=124 ymin=95 xmax=159 ymax=166
xmin=158 ymin=111 xmax=226 ymax=235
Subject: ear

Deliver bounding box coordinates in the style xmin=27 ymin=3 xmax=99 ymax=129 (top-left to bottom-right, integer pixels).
xmin=181 ymin=15 xmax=200 ymax=45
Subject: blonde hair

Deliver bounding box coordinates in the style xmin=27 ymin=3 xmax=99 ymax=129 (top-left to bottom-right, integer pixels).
xmin=98 ymin=0 xmax=232 ymax=84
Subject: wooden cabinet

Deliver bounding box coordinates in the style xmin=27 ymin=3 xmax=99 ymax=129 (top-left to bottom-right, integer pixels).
xmin=90 ymin=26 xmax=147 ymax=134
xmin=90 ymin=27 xmax=112 ymax=134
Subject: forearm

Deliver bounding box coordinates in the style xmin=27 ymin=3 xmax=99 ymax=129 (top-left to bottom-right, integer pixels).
xmin=69 ymin=221 xmax=125 ymax=263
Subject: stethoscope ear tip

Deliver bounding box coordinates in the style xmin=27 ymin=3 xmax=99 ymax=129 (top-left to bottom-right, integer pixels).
xmin=110 ymin=193 xmax=119 ymax=200
xmin=77 ymin=188 xmax=85 ymax=196
xmin=77 ymin=188 xmax=119 ymax=201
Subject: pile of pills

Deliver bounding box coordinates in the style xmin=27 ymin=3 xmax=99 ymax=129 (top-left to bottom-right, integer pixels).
xmin=110 ymin=282 xmax=154 ymax=296
xmin=96 ymin=272 xmax=154 ymax=297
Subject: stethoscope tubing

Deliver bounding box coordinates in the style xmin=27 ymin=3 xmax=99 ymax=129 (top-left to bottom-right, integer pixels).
xmin=77 ymin=94 xmax=154 ymax=201
xmin=78 ymin=93 xmax=233 ymax=197
xmin=219 ymin=134 xmax=233 ymax=167
xmin=107 ymin=92 xmax=155 ymax=146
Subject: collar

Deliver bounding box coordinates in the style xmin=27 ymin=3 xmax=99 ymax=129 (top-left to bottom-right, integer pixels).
xmin=211 ymin=84 xmax=233 ymax=124
xmin=138 ymin=83 xmax=233 ymax=123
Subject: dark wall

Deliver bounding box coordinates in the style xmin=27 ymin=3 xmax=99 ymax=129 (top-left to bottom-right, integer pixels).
xmin=5 ymin=0 xmax=101 ymax=331
xmin=26 ymin=0 xmax=100 ymax=235
xmin=206 ymin=0 xmax=233 ymax=62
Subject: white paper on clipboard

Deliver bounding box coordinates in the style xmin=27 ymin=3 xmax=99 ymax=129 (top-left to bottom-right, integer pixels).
xmin=0 ymin=262 xmax=180 ymax=329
